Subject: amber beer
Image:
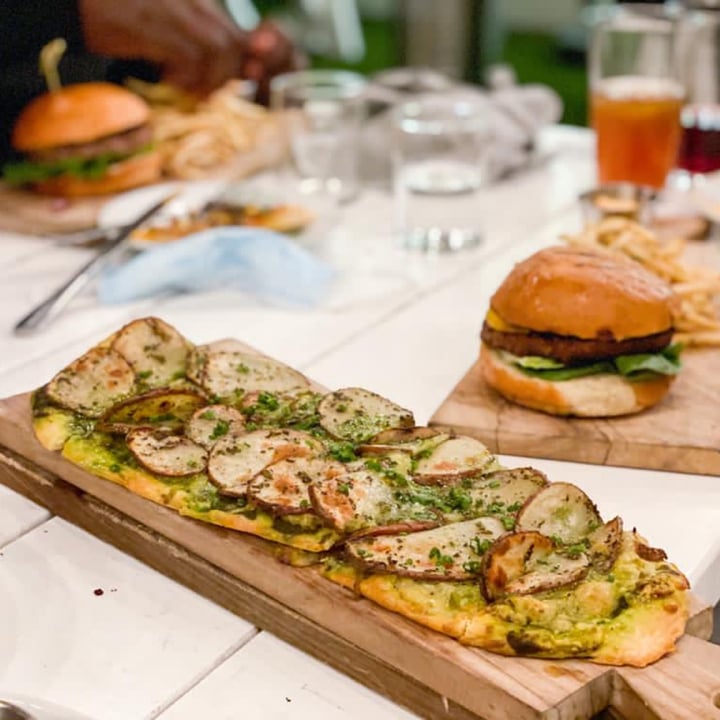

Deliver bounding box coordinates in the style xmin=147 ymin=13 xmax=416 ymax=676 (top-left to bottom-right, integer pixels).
xmin=592 ymin=75 xmax=684 ymax=188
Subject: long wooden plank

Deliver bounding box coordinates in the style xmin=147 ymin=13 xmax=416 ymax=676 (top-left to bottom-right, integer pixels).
xmin=0 ymin=385 xmax=716 ymax=720
xmin=430 ymin=349 xmax=720 ymax=476
xmin=0 ymin=446 xmax=482 ymax=720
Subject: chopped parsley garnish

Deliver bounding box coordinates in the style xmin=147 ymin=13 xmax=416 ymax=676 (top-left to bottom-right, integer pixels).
xmin=200 ymin=410 xmax=217 ymax=421
xmin=462 ymin=560 xmax=482 ymax=574
xmin=429 ymin=546 xmax=454 ymax=568
xmin=470 ymin=537 xmax=492 ymax=555
xmin=209 ymin=419 xmax=230 ymax=440
xmin=328 ymin=441 xmax=357 ymax=463
xmin=337 ymin=482 xmax=351 ymax=496
xmin=257 ymin=391 xmax=279 ymax=410
xmin=445 ymin=487 xmax=471 ymax=511
xmin=364 ymin=458 xmax=383 ymax=473
xmin=563 ymin=540 xmax=589 ymax=558
xmin=486 ymin=501 xmax=505 ymax=515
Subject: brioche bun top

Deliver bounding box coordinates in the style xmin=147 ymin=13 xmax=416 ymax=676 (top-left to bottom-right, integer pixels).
xmin=490 ymin=246 xmax=677 ymax=341
xmin=12 ymin=82 xmax=150 ymax=152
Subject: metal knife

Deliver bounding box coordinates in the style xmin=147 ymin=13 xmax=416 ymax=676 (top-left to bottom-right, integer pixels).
xmin=14 ymin=192 xmax=178 ymax=336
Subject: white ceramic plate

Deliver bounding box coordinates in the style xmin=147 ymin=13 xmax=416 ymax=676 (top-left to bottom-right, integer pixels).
xmin=98 ymin=180 xmax=314 ymax=251
xmin=97 ymin=180 xmax=226 ymax=250
xmin=0 ymin=695 xmax=95 ymax=720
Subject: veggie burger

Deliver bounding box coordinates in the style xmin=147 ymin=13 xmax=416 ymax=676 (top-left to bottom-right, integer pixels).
xmin=480 ymin=246 xmax=681 ymax=417
xmin=4 ymin=82 xmax=161 ymax=196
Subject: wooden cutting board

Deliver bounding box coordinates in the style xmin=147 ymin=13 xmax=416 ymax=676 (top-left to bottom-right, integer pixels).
xmin=429 ymin=348 xmax=720 ymax=476
xmin=0 ymin=346 xmax=719 ymax=719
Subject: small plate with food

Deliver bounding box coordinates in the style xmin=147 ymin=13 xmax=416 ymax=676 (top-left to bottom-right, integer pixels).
xmin=98 ymin=180 xmax=316 ymax=250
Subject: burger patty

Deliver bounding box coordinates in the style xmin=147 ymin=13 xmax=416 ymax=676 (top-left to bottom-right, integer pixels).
xmin=30 ymin=124 xmax=153 ymax=163
xmin=481 ymin=323 xmax=674 ymax=364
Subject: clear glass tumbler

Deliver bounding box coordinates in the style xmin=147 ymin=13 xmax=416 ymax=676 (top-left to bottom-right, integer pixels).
xmin=392 ymin=95 xmax=489 ymax=252
xmin=270 ymin=70 xmax=366 ymax=204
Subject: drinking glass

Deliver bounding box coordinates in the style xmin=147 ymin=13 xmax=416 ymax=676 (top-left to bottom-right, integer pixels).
xmin=270 ymin=70 xmax=366 ymax=204
xmin=674 ymin=5 xmax=720 ymax=180
xmin=392 ymin=95 xmax=489 ymax=252
xmin=589 ymin=6 xmax=685 ymax=188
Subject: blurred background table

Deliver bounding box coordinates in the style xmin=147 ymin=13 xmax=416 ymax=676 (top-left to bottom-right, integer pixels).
xmin=0 ymin=125 xmax=719 ymax=720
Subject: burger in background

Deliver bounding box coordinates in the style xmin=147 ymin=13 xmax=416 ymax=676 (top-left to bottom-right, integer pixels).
xmin=480 ymin=246 xmax=682 ymax=417
xmin=3 ymin=81 xmax=161 ymax=196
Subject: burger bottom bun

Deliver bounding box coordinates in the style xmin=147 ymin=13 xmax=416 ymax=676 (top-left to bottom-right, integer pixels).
xmin=479 ymin=344 xmax=673 ymax=417
xmin=32 ymin=151 xmax=162 ymax=197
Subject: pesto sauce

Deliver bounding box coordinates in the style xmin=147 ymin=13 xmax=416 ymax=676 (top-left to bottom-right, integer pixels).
xmin=183 ymin=478 xmax=250 ymax=514
xmin=242 ymin=391 xmax=324 ymax=433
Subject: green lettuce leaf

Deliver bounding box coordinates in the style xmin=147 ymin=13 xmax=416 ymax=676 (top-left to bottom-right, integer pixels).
xmin=3 ymin=144 xmax=153 ymax=186
xmin=514 ymin=356 xmax=565 ymax=370
xmin=613 ymin=343 xmax=683 ymax=377
xmin=515 ymin=361 xmax=615 ymax=381
xmin=509 ymin=343 xmax=683 ymax=383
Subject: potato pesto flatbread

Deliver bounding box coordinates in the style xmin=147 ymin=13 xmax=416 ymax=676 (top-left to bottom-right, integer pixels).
xmin=30 ymin=317 xmax=691 ymax=667
xmin=30 ymin=318 xmax=341 ymax=552
xmin=324 ymin=531 xmax=688 ymax=666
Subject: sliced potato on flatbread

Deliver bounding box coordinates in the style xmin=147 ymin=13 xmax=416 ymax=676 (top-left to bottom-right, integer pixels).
xmin=46 ymin=347 xmax=135 ymax=418
xmin=127 ymin=428 xmax=208 ymax=477
xmin=589 ymin=516 xmax=623 ymax=573
xmin=483 ymin=531 xmax=590 ymax=600
xmin=195 ymin=350 xmax=309 ymax=400
xmin=186 ymin=339 xmax=248 ymax=386
xmin=515 ymin=482 xmax=602 ymax=544
xmin=208 ymin=429 xmax=323 ymax=497
xmin=111 ymin=317 xmax=192 ymax=387
xmin=358 ymin=427 xmax=451 ymax=456
xmin=185 ymin=404 xmax=246 ymax=449
xmin=248 ymin=457 xmax=344 ymax=515
xmin=412 ymin=436 xmax=494 ymax=484
xmin=467 ymin=468 xmax=548 ymax=515
xmin=309 ymin=468 xmax=440 ymax=534
xmin=97 ymin=388 xmax=207 ymax=433
xmin=347 ymin=517 xmax=505 ymax=581
xmin=318 ymin=387 xmax=414 ymax=443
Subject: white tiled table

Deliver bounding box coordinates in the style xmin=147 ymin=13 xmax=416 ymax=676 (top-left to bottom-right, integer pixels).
xmin=0 ymin=126 xmax=718 ymax=720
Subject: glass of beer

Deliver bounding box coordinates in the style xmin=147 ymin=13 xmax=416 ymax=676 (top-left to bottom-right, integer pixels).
xmin=589 ymin=6 xmax=684 ymax=188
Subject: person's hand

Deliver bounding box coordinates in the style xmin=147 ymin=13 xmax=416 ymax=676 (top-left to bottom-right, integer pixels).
xmin=78 ymin=0 xmax=248 ymax=96
xmin=242 ymin=20 xmax=306 ymax=104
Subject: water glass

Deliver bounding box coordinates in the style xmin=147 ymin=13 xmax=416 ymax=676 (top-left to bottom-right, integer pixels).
xmin=270 ymin=70 xmax=366 ymax=203
xmin=392 ymin=95 xmax=489 ymax=252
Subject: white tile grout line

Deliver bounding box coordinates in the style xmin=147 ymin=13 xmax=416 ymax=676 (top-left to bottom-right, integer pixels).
xmin=0 ymin=513 xmax=52 ymax=551
xmin=147 ymin=628 xmax=261 ymax=719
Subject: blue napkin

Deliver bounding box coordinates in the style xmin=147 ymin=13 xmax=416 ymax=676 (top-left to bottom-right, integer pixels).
xmin=98 ymin=227 xmax=335 ymax=308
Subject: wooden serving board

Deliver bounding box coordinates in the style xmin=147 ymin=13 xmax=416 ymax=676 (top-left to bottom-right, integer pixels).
xmin=430 ymin=349 xmax=720 ymax=476
xmin=0 ymin=347 xmax=719 ymax=719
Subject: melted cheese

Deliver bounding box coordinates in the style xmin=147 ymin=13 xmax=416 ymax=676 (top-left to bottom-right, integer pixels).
xmin=485 ymin=309 xmax=530 ymax=335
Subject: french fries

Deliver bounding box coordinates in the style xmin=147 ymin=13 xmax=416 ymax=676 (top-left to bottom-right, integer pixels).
xmin=128 ymin=79 xmax=275 ymax=179
xmin=562 ymin=217 xmax=720 ymax=347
